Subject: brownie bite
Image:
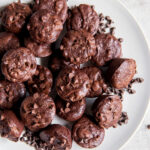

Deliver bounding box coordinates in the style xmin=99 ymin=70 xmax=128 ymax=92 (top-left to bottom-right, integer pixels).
xmin=60 ymin=30 xmax=96 ymax=65
xmin=27 ymin=65 xmax=53 ymax=95
xmin=72 ymin=115 xmax=105 ymax=148
xmin=92 ymin=33 xmax=122 ymax=66
xmin=56 ymin=68 xmax=90 ymax=102
xmin=40 ymin=124 xmax=72 ymax=150
xmin=33 ymin=0 xmax=68 ymax=23
xmin=24 ymin=37 xmax=52 ymax=57
xmin=0 ymin=80 xmax=26 ymax=109
xmin=20 ymin=93 xmax=56 ymax=132
xmin=27 ymin=9 xmax=63 ymax=44
xmin=0 ymin=110 xmax=24 ymax=142
xmin=1 ymin=47 xmax=37 ymax=82
xmin=0 ymin=2 xmax=32 ymax=34
xmin=0 ymin=32 xmax=20 ymax=58
xmin=82 ymin=66 xmax=107 ymax=97
xmin=92 ymin=95 xmax=122 ymax=128
xmin=107 ymin=58 xmax=136 ymax=89
xmin=55 ymin=96 xmax=86 ymax=121
xmin=67 ymin=4 xmax=99 ymax=35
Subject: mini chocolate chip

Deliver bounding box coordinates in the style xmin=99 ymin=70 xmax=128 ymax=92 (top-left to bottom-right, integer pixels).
xmin=110 ymin=27 xmax=115 ymax=35
xmin=118 ymin=112 xmax=128 ymax=126
xmin=100 ymin=23 xmax=104 ymax=26
xmin=105 ymin=16 xmax=111 ymax=21
xmin=118 ymin=38 xmax=123 ymax=43
xmin=102 ymin=28 xmax=106 ymax=32
xmin=147 ymin=125 xmax=150 ymax=129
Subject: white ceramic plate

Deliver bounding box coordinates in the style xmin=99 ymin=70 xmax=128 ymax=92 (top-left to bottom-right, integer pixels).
xmin=0 ymin=0 xmax=150 ymax=150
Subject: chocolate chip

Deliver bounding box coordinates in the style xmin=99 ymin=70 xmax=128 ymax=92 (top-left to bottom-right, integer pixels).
xmin=118 ymin=38 xmax=124 ymax=43
xmin=105 ymin=16 xmax=111 ymax=21
xmin=110 ymin=27 xmax=115 ymax=35
xmin=118 ymin=112 xmax=128 ymax=126
xmin=147 ymin=125 xmax=150 ymax=129
xmin=127 ymin=89 xmax=136 ymax=94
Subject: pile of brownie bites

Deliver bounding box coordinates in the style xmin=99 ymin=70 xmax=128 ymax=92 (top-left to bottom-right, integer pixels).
xmin=0 ymin=0 xmax=141 ymax=150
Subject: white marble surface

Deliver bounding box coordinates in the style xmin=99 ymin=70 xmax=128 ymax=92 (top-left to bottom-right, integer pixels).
xmin=120 ymin=0 xmax=150 ymax=150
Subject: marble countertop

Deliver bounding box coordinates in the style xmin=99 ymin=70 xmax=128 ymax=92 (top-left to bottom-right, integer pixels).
xmin=120 ymin=0 xmax=150 ymax=150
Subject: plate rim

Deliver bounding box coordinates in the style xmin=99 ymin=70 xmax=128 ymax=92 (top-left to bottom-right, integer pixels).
xmin=115 ymin=0 xmax=150 ymax=149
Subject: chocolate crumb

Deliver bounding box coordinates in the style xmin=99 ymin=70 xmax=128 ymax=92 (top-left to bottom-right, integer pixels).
xmin=104 ymin=77 xmax=143 ymax=99
xmin=147 ymin=125 xmax=150 ymax=129
xmin=110 ymin=27 xmax=115 ymax=35
xmin=118 ymin=112 xmax=128 ymax=126
xmin=118 ymin=38 xmax=124 ymax=43
xmin=98 ymin=13 xmax=116 ymax=34
xmin=20 ymin=128 xmax=46 ymax=150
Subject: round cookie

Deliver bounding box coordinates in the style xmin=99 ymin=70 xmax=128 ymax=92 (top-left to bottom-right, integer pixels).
xmin=20 ymin=93 xmax=56 ymax=132
xmin=92 ymin=33 xmax=122 ymax=66
xmin=82 ymin=67 xmax=107 ymax=97
xmin=1 ymin=47 xmax=37 ymax=82
xmin=0 ymin=32 xmax=20 ymax=58
xmin=67 ymin=4 xmax=99 ymax=35
xmin=33 ymin=0 xmax=68 ymax=23
xmin=72 ymin=115 xmax=105 ymax=148
xmin=60 ymin=30 xmax=96 ymax=65
xmin=0 ymin=110 xmax=24 ymax=142
xmin=0 ymin=2 xmax=32 ymax=33
xmin=92 ymin=95 xmax=122 ymax=128
xmin=27 ymin=65 xmax=53 ymax=95
xmin=40 ymin=124 xmax=72 ymax=150
xmin=55 ymin=96 xmax=86 ymax=121
xmin=107 ymin=58 xmax=136 ymax=89
xmin=24 ymin=37 xmax=52 ymax=57
xmin=27 ymin=9 xmax=63 ymax=44
xmin=56 ymin=68 xmax=90 ymax=102
xmin=0 ymin=80 xmax=26 ymax=109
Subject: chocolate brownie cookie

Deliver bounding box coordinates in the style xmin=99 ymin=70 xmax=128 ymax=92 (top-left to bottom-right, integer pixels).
xmin=27 ymin=9 xmax=63 ymax=44
xmin=0 ymin=2 xmax=32 ymax=33
xmin=67 ymin=4 xmax=99 ymax=35
xmin=0 ymin=80 xmax=26 ymax=109
xmin=107 ymin=58 xmax=136 ymax=89
xmin=0 ymin=32 xmax=20 ymax=58
xmin=60 ymin=30 xmax=96 ymax=65
xmin=0 ymin=110 xmax=24 ymax=142
xmin=92 ymin=95 xmax=122 ymax=128
xmin=27 ymin=65 xmax=53 ymax=95
xmin=92 ymin=33 xmax=122 ymax=66
xmin=82 ymin=67 xmax=107 ymax=97
xmin=56 ymin=68 xmax=90 ymax=102
xmin=72 ymin=115 xmax=105 ymax=148
xmin=1 ymin=47 xmax=37 ymax=82
xmin=56 ymin=96 xmax=86 ymax=121
xmin=24 ymin=37 xmax=52 ymax=57
xmin=20 ymin=93 xmax=56 ymax=132
xmin=40 ymin=124 xmax=72 ymax=150
xmin=33 ymin=0 xmax=68 ymax=23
